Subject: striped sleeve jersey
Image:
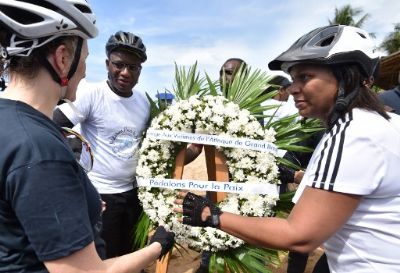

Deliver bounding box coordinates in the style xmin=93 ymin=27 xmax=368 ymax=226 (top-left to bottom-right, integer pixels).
xmin=293 ymin=108 xmax=400 ymax=272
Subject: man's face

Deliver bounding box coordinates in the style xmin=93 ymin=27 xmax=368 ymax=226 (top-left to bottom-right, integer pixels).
xmin=106 ymin=50 xmax=142 ymax=95
xmin=219 ymin=60 xmax=243 ymax=86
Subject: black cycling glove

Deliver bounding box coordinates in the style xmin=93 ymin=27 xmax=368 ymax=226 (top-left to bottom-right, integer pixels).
xmin=182 ymin=192 xmax=222 ymax=228
xmin=149 ymin=226 xmax=175 ymax=260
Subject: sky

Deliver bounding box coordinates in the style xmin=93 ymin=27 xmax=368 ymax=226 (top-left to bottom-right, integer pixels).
xmin=85 ymin=0 xmax=400 ymax=99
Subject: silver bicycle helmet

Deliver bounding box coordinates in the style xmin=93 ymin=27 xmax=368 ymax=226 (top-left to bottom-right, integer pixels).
xmin=0 ymin=0 xmax=98 ymax=57
xmin=106 ymin=31 xmax=147 ymax=62
xmin=268 ymin=25 xmax=379 ymax=77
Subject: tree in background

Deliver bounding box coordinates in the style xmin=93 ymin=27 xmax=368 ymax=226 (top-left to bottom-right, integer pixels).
xmin=380 ymin=23 xmax=400 ymax=54
xmin=328 ymin=4 xmax=375 ymax=38
xmin=329 ymin=4 xmax=370 ymax=26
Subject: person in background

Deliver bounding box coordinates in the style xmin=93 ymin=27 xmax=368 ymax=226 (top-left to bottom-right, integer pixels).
xmin=262 ymin=75 xmax=298 ymax=123
xmin=175 ymin=25 xmax=400 ymax=273
xmin=0 ymin=1 xmax=174 ymax=273
xmin=156 ymin=91 xmax=175 ymax=107
xmin=219 ymin=57 xmax=247 ymax=94
xmin=185 ymin=57 xmax=248 ymax=165
xmin=53 ymin=30 xmax=155 ymax=259
xmin=378 ymin=71 xmax=400 ymax=114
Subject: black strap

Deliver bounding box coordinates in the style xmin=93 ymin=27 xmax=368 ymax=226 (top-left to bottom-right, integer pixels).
xmin=67 ymin=38 xmax=83 ymax=80
xmin=39 ymin=37 xmax=83 ymax=86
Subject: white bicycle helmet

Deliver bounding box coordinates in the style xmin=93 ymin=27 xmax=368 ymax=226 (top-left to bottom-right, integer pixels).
xmin=0 ymin=0 xmax=98 ymax=57
xmin=106 ymin=31 xmax=147 ymax=62
xmin=268 ymin=25 xmax=379 ymax=77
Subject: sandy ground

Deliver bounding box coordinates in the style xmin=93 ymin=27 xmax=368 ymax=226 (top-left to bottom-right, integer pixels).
xmin=146 ymin=151 xmax=323 ymax=273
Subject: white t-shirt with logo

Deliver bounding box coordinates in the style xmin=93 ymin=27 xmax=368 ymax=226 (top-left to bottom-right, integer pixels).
xmin=59 ymin=80 xmax=150 ymax=194
xmin=293 ymin=108 xmax=400 ymax=273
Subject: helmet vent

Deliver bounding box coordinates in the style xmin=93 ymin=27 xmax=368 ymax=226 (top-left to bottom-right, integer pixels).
xmin=319 ymin=36 xmax=334 ymax=47
xmin=357 ymin=32 xmax=367 ymax=39
xmin=74 ymin=4 xmax=93 ymax=14
xmin=18 ymin=0 xmax=58 ymax=13
xmin=0 ymin=4 xmax=44 ymax=24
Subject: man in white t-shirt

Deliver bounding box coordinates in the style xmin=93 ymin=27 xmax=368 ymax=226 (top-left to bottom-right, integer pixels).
xmin=54 ymin=31 xmax=150 ymax=259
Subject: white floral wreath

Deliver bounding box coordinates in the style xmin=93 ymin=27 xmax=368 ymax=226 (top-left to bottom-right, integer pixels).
xmin=136 ymin=95 xmax=280 ymax=252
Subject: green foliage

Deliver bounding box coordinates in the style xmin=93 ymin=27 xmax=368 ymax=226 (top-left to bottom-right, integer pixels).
xmin=380 ymin=23 xmax=400 ymax=54
xmin=219 ymin=65 xmax=277 ymax=116
xmin=272 ymin=114 xmax=323 ymax=154
xmin=170 ymin=62 xmax=208 ymax=100
xmin=209 ymin=245 xmax=281 ymax=273
xmin=329 ymin=4 xmax=369 ymax=27
xmin=132 ymin=211 xmax=152 ymax=250
xmin=145 ymin=92 xmax=162 ymax=121
xmin=329 ymin=4 xmax=374 ymax=38
xmin=274 ymin=191 xmax=296 ymax=218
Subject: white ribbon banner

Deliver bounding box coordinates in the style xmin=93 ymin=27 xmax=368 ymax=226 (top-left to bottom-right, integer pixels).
xmin=136 ymin=177 xmax=279 ymax=197
xmin=146 ymin=129 xmax=279 ymax=155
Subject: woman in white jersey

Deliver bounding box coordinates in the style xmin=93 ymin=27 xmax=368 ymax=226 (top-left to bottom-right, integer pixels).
xmin=175 ymin=25 xmax=400 ymax=273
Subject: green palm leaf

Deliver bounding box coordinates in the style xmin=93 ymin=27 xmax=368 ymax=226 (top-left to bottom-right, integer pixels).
xmin=145 ymin=92 xmax=162 ymax=121
xmin=219 ymin=65 xmax=276 ymax=116
xmin=209 ymin=245 xmax=281 ymax=273
xmin=275 ymin=191 xmax=296 ymax=217
xmin=132 ymin=211 xmax=152 ymax=250
xmin=170 ymin=62 xmax=207 ymax=101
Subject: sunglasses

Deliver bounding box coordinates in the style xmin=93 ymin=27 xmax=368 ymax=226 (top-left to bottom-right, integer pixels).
xmin=61 ymin=127 xmax=94 ymax=172
xmin=110 ymin=61 xmax=142 ymax=72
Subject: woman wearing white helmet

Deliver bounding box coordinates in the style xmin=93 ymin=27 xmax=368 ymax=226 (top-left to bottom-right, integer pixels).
xmin=0 ymin=1 xmax=174 ymax=273
xmin=175 ymin=25 xmax=400 ymax=272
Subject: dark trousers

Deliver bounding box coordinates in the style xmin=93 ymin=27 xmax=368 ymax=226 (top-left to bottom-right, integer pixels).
xmin=287 ymin=251 xmax=309 ymax=273
xmin=287 ymin=251 xmax=329 ymax=273
xmin=100 ymin=188 xmax=143 ymax=258
xmin=312 ymin=253 xmax=329 ymax=273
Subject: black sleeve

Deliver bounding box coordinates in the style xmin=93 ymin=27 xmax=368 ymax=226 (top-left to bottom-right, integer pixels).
xmin=53 ymin=108 xmax=74 ymax=128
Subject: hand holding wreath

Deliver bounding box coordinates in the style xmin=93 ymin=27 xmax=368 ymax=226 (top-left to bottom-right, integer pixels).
xmin=174 ymin=192 xmax=222 ymax=228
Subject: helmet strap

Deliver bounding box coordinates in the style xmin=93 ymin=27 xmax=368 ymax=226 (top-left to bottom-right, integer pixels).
xmin=39 ymin=37 xmax=83 ymax=90
xmin=67 ymin=37 xmax=83 ymax=80
xmin=328 ymin=83 xmax=359 ymax=128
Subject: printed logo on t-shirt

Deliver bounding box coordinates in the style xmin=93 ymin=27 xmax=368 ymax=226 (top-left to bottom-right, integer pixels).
xmin=109 ymin=127 xmax=140 ymax=159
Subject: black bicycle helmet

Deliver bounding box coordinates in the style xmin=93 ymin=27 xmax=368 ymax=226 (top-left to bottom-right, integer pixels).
xmin=105 ymin=31 xmax=147 ymax=62
xmin=268 ymin=25 xmax=379 ymax=78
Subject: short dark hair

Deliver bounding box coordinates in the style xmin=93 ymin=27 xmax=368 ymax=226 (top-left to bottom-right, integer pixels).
xmin=269 ymin=75 xmax=291 ymax=88
xmin=222 ymin=58 xmax=247 ymax=67
xmin=219 ymin=58 xmax=248 ymax=77
xmin=264 ymin=75 xmax=291 ymax=94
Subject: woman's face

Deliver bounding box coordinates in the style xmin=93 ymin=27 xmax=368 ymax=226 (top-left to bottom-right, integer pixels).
xmin=287 ymin=64 xmax=338 ymax=123
xmin=65 ymin=40 xmax=89 ymax=101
